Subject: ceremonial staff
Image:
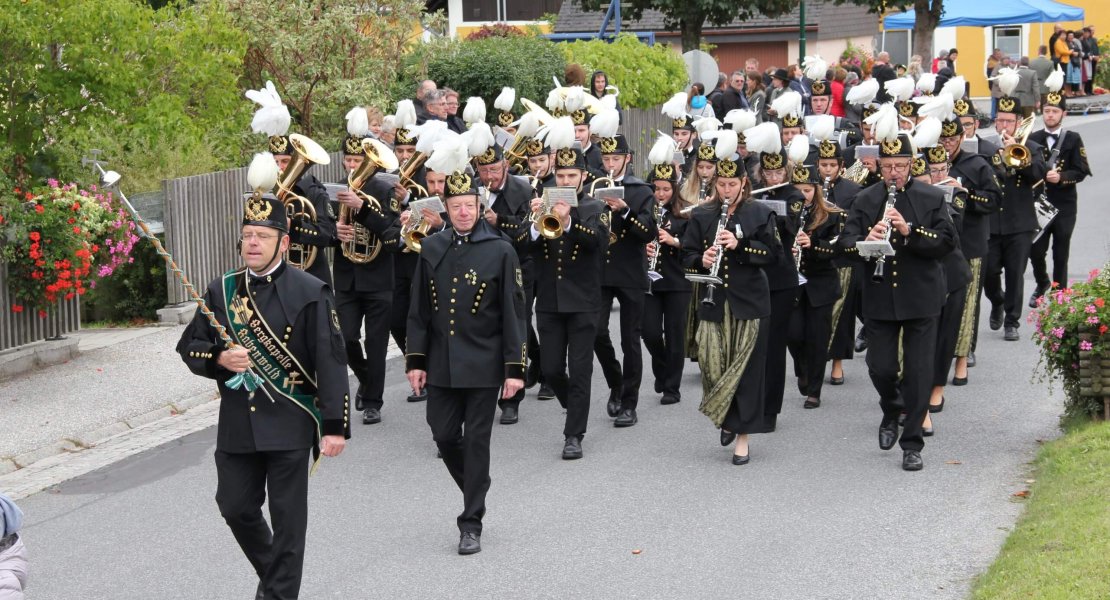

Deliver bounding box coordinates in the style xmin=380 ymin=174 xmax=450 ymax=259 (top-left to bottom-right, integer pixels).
xmin=83 ymin=151 xmax=275 ymax=401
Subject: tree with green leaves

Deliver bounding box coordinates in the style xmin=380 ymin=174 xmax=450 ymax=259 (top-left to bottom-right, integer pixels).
xmin=571 ymin=0 xmax=800 ymax=53
xmin=836 ymin=0 xmax=943 ymax=60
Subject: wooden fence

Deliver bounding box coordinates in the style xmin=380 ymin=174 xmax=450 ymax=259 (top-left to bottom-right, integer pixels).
xmin=619 ymin=106 xmax=673 ymax=176
xmin=0 ymin=264 xmax=82 ymax=352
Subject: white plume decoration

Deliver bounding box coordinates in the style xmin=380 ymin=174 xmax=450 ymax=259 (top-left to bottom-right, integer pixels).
xmin=395 ymin=99 xmax=418 ymax=129
xmin=648 ymin=135 xmax=677 ymax=166
xmin=723 ymin=109 xmax=757 ymax=133
xmin=494 ymin=87 xmax=516 ymax=112
xmin=714 ymin=129 xmax=739 ymax=161
xmin=992 ymin=67 xmax=1020 ymax=97
xmin=1045 ymin=66 xmax=1064 ymax=93
xmin=412 ymin=120 xmax=449 ymax=155
xmin=540 ymin=116 xmax=576 ymax=151
xmin=742 ymin=122 xmax=782 ymax=155
xmin=599 ymin=85 xmax=619 ymax=111
xmin=426 ymin=132 xmax=470 ymax=176
xmin=346 ymin=107 xmax=369 ymax=137
xmin=516 ymin=111 xmax=542 ymax=138
xmin=564 ymin=86 xmax=587 ymax=113
xmin=787 ymin=134 xmax=810 ymax=163
xmin=846 ymin=78 xmax=879 ymax=105
xmin=589 ymin=109 xmax=620 ymax=138
xmin=462 ymin=97 xmax=486 ymax=126
xmin=247 ymin=152 xmax=279 ymax=193
xmin=940 ymin=76 xmax=967 ymax=102
xmin=546 ymin=87 xmax=564 ymax=112
xmin=803 ymin=55 xmax=828 ymax=81
xmin=808 ymin=115 xmax=835 ymax=142
xmin=916 ymin=93 xmax=954 ymax=121
xmin=885 ymin=76 xmax=915 ymax=102
xmin=693 ymin=116 xmax=721 ymax=136
xmin=245 ymin=81 xmax=290 ymax=137
xmin=865 ymin=103 xmax=900 ymax=142
xmin=661 ymin=92 xmax=689 ymax=119
xmin=771 ymin=89 xmax=803 ymax=119
xmin=462 ymin=122 xmax=495 ymax=156
xmin=916 ymin=73 xmax=937 ymax=94
xmin=912 ymin=117 xmax=942 ymax=151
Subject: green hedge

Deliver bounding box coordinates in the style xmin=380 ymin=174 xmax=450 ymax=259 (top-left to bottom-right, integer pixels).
xmin=81 ymin=240 xmax=167 ymax=324
xmin=561 ymin=34 xmax=687 ymax=109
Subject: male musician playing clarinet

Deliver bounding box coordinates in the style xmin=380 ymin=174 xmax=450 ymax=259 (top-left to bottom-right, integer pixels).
xmin=839 ymin=130 xmax=956 ymax=472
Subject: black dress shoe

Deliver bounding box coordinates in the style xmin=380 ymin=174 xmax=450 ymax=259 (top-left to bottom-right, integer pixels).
xmin=952 ymin=375 xmax=968 ymax=386
xmin=660 ymin=392 xmax=680 ymax=405
xmin=614 ymin=408 xmax=638 ymax=427
xmin=803 ymin=396 xmax=821 ymax=409
xmin=929 ymin=397 xmax=945 ymax=413
xmin=537 ymin=384 xmax=556 ymax=401
xmin=879 ymin=421 xmax=899 ymax=450
xmin=1004 ymin=325 xmax=1020 ymax=341
xmin=854 ymin=330 xmax=868 ymax=352
xmin=362 ymin=408 xmax=381 ymax=424
xmin=407 ymin=388 xmax=427 ymax=403
xmin=829 ymin=375 xmax=844 ymax=385
xmin=922 ymin=425 xmax=935 ymax=437
xmin=732 ymin=454 xmax=750 ymax=466
xmin=967 ymin=352 xmax=976 ymax=368
xmin=499 ymin=404 xmax=518 ymax=425
xmin=989 ymin=304 xmax=1004 ymax=330
xmin=605 ymin=388 xmax=622 ymax=418
xmin=354 ymin=385 xmax=366 ymax=411
xmin=902 ymin=450 xmax=924 ymax=471
xmin=562 ymin=436 xmax=583 ymax=460
xmin=458 ymin=531 xmax=481 ymax=555
xmin=720 ymin=429 xmax=737 ymax=446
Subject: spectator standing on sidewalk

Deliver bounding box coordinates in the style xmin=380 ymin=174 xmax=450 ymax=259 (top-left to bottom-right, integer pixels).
xmin=0 ymin=493 xmax=28 ymax=600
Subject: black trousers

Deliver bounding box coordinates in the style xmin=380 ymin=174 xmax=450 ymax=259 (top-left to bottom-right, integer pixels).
xmin=215 ymin=448 xmax=310 ymax=600
xmin=642 ymin=290 xmax=691 ymax=398
xmin=864 ymin=316 xmax=937 ymax=452
xmin=764 ymin=287 xmax=799 ymax=419
xmin=933 ymin=286 xmax=968 ymax=387
xmin=537 ymin=310 xmax=598 ymax=438
xmin=336 ymin=290 xmax=392 ymax=409
xmin=426 ymin=385 xmax=498 ymax=534
xmin=501 ymin=281 xmax=540 ymax=409
xmin=985 ymin=231 xmax=1034 ymax=328
xmin=1030 ymin=211 xmax=1078 ymax=293
xmin=787 ymin=287 xmax=834 ymax=399
xmin=390 ymin=277 xmax=412 ymax=354
xmin=594 ymin=286 xmax=646 ymax=409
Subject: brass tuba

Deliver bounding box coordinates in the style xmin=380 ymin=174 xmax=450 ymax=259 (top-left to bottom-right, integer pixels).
xmin=341 ymin=138 xmax=399 ymax=264
xmin=1001 ymin=115 xmax=1036 ymax=169
xmin=397 ymin=151 xmax=429 ymax=198
xmin=276 ymin=133 xmax=331 ymax=270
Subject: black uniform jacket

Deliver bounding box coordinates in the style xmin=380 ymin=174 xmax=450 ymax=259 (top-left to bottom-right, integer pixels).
xmin=530 ymin=194 xmax=609 ymax=314
xmin=602 ymin=175 xmax=658 ymax=290
xmin=798 ymin=207 xmax=845 ymax=307
xmin=405 ymin=220 xmax=527 ymax=387
xmin=289 ymin=173 xmax=338 ymax=287
xmin=176 ymin=262 xmax=350 ymax=452
xmin=1027 ymin=129 xmax=1092 ymax=213
xmin=943 ymin=189 xmax=973 ymax=293
xmin=650 ymin=208 xmax=692 ymax=293
xmin=681 ymin=199 xmax=780 ymax=322
xmin=755 ymin=185 xmax=806 ymax=291
xmin=487 ymin=174 xmax=533 ymax=246
xmin=839 ymin=179 xmax=958 ymax=321
xmin=989 ymin=138 xmax=1047 ymax=235
xmin=333 ymin=174 xmax=403 ymax=293
xmin=583 ymin=143 xmax=606 ymax=180
xmin=947 ymin=148 xmax=1001 ymax=259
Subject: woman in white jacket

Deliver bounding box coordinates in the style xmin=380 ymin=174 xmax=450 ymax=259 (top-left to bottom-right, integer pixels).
xmin=0 ymin=494 xmax=27 ymax=600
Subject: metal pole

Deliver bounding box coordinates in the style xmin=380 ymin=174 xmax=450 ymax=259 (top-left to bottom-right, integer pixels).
xmin=799 ymin=0 xmax=807 ymax=64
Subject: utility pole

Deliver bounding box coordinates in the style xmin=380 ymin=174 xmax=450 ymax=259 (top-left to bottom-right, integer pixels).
xmin=798 ymin=0 xmax=807 ymax=64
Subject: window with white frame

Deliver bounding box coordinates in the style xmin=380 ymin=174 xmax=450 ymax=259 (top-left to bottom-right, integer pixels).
xmin=878 ymin=30 xmax=911 ymax=67
xmin=994 ymin=26 xmax=1022 ymax=61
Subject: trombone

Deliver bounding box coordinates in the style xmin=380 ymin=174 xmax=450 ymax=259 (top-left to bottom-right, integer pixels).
xmin=1000 ymin=114 xmax=1036 ymax=169
xmin=275 ymin=133 xmax=331 ymax=270
xmin=341 ymin=138 xmax=398 ymax=264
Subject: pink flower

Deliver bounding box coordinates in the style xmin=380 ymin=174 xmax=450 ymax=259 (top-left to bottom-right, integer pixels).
xmin=1088 ymin=316 xmax=1100 ymax=324
xmin=1086 ymin=304 xmax=1098 ymax=313
xmin=1052 ymin=327 xmax=1065 ymax=339
xmin=47 ymin=178 xmax=59 ymax=188
xmin=1089 ymin=268 xmax=1100 ymax=283
xmin=1051 ymin=343 xmax=1061 ymax=352
xmin=1080 ymin=340 xmax=1093 ymax=351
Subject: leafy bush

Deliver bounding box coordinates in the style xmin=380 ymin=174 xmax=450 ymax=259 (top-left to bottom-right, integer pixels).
xmin=560 ymin=34 xmax=687 ymax=109
xmin=465 ymin=24 xmax=525 ymax=40
xmin=81 ymin=240 xmax=167 ymax=323
xmin=423 ymin=34 xmax=566 ymax=118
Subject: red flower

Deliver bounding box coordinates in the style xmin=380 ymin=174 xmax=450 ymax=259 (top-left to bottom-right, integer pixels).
xmin=34 ymin=204 xmax=44 ymax=214
xmin=72 ymin=226 xmax=81 ymax=234
xmin=11 ymin=304 xmax=23 ymax=313
xmin=1102 ymin=325 xmax=1109 ymax=335
xmin=29 ymin=231 xmax=40 ymax=242
xmin=24 ymin=192 xmax=34 ymax=201
xmin=38 ymin=310 xmax=47 ymax=318
xmin=64 ymin=292 xmax=74 ymax=301
xmin=1097 ymin=298 xmax=1106 ymax=308
xmin=90 ymin=244 xmax=99 ymax=253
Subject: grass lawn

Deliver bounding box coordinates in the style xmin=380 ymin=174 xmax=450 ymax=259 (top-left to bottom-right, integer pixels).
xmin=971 ymin=419 xmax=1110 ymax=599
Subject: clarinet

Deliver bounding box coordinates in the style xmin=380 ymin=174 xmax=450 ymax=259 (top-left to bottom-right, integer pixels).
xmin=698 ymin=177 xmax=708 ymax=203
xmin=871 ymin=183 xmax=898 ymax=283
xmin=646 ymin=200 xmax=666 ymax=295
xmin=702 ymin=198 xmax=736 ymax=307
xmin=822 ymin=176 xmax=831 ymax=204
xmin=793 ymin=202 xmax=810 ymax=282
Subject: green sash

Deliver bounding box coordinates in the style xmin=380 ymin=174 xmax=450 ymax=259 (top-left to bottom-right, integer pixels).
xmin=222 ymin=270 xmax=322 ymax=441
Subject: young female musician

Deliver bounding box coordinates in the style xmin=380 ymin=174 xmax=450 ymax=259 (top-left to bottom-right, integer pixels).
xmin=680 ymin=132 xmax=780 ymax=465
xmin=680 ymin=143 xmax=719 ymax=361
xmin=786 ymin=165 xmax=845 ymax=409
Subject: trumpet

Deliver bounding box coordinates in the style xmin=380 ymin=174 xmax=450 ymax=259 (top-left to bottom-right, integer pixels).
xmin=872 ymin=184 xmax=898 ymax=283
xmin=397 ymin=151 xmax=429 ymax=198
xmin=530 ymin=195 xmax=564 ymax=240
xmin=1001 ymin=114 xmax=1036 ymax=169
xmin=341 ymin=138 xmax=398 ymax=264
xmin=401 ymin=209 xmax=431 ymax=252
xmin=685 ymin=197 xmax=736 ymax=307
xmin=276 ymin=133 xmax=331 ymax=271
xmin=646 ymin=200 xmax=666 ymax=295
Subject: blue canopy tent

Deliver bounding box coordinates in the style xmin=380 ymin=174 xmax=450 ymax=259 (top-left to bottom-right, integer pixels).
xmin=882 ymin=0 xmax=1084 ymax=28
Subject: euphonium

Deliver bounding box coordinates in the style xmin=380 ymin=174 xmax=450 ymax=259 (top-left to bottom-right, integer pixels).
xmin=401 ymin=209 xmax=431 ymax=252
xmin=841 ymin=160 xmax=869 ymax=184
xmin=275 ymin=133 xmax=331 ymax=270
xmin=1001 ymin=115 xmax=1036 ymax=169
xmin=397 ymin=151 xmax=429 ymax=198
xmin=341 ymin=138 xmax=399 ymax=264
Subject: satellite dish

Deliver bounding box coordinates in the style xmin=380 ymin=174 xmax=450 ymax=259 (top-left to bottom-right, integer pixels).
xmin=683 ymin=50 xmax=720 ymax=88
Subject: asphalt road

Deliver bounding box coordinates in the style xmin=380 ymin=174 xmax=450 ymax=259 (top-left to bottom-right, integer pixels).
xmin=13 ymin=115 xmax=1110 ymax=600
